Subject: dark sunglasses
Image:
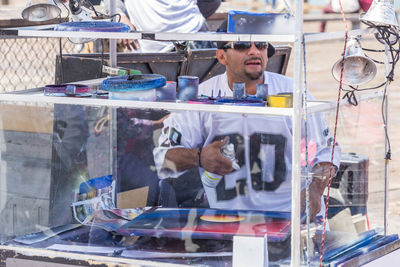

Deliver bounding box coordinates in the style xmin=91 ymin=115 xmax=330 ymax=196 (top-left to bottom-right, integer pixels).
xmin=222 ymin=41 xmax=268 ymax=51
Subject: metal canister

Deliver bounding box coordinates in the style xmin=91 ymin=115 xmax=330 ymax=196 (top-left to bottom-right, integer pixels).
xmin=267 ymin=94 xmax=293 ymax=107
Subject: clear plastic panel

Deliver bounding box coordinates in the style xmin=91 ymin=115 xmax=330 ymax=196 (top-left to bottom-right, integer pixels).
xmin=304 ymin=96 xmax=389 ymax=266
xmin=0 ymin=94 xmax=390 ymax=266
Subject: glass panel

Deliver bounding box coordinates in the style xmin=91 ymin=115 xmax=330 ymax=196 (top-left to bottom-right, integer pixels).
xmin=0 ymin=93 xmax=391 ymax=266
xmin=302 ymin=96 xmax=388 ymax=266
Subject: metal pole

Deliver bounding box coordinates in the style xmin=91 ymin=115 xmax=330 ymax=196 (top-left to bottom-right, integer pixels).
xmin=291 ymin=0 xmax=304 ymax=266
xmin=108 ymin=2 xmax=117 ymax=205
xmin=384 ymin=43 xmax=390 ymax=236
xmin=109 ymin=1 xmax=117 ymax=67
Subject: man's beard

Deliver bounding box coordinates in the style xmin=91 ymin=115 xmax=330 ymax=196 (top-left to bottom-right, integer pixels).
xmin=245 ymin=69 xmax=263 ymax=80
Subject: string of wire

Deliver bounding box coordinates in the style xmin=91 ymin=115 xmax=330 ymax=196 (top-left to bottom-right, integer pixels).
xmin=318 ymin=0 xmax=347 ymax=265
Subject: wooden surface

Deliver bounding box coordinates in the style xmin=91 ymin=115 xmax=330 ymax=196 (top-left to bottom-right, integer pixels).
xmin=0 ymin=105 xmax=53 ymax=134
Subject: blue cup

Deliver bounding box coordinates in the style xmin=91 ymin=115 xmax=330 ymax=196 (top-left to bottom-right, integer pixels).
xmin=256 ymin=84 xmax=268 ymax=100
xmin=233 ymin=82 xmax=245 ymax=99
xmin=177 ymin=76 xmax=199 ymax=101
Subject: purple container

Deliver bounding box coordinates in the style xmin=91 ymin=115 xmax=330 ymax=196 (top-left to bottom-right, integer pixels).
xmin=156 ymin=81 xmax=177 ymax=101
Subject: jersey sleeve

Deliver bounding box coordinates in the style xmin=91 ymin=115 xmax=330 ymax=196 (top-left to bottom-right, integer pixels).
xmin=153 ymin=111 xmax=204 ymax=179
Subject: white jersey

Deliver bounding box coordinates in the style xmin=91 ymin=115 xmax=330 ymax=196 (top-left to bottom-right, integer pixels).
xmin=154 ymin=72 xmax=341 ymax=212
xmin=199 ymin=71 xmax=294 ymax=97
xmin=124 ymin=0 xmax=205 ymax=52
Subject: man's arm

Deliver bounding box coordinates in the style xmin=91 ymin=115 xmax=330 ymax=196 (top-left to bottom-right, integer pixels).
xmin=301 ymin=162 xmax=336 ymax=220
xmin=164 ymin=137 xmax=233 ymax=175
xmin=102 ymin=0 xmax=139 ymax=50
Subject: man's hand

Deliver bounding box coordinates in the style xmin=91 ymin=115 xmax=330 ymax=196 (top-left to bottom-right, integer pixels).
xmin=152 ymin=114 xmax=170 ymax=130
xmin=200 ymin=137 xmax=233 ymax=175
xmin=119 ymin=13 xmax=139 ymax=51
xmin=301 ymin=162 xmax=335 ymax=221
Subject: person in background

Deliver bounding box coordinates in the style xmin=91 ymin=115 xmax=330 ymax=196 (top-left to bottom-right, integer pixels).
xmin=153 ymin=22 xmax=341 ymax=220
xmin=319 ymin=0 xmax=373 ymax=32
xmin=103 ymin=0 xmax=221 ymax=52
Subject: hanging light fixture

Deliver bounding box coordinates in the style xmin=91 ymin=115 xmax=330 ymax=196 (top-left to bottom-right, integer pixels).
xmin=360 ymin=0 xmax=399 ymax=28
xmin=331 ymin=37 xmax=377 ymax=86
xmin=21 ymin=0 xmax=61 ymax=22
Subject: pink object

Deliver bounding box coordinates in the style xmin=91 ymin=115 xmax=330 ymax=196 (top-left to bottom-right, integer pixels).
xmin=359 ymin=0 xmax=373 ymax=12
xmin=300 ymin=139 xmax=317 ymax=167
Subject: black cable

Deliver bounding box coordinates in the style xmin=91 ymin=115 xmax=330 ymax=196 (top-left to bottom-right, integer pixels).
xmin=342 ymin=90 xmax=358 ymax=106
xmin=363 ymin=48 xmax=389 ymax=53
xmin=58 ymin=38 xmax=64 ymax=84
xmin=57 ymin=13 xmax=65 ymax=84
xmin=83 ymin=0 xmax=102 ymax=17
xmin=57 ymin=0 xmax=71 ymax=19
xmin=83 ymin=0 xmax=121 ymax=21
xmin=358 ymin=23 xmax=396 ymax=160
xmin=109 ymin=13 xmax=122 ymax=22
xmin=364 ymin=53 xmax=397 ymax=65
xmin=347 ymin=81 xmax=388 ymax=91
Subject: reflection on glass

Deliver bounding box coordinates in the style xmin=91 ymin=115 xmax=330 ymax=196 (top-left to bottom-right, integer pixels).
xmin=0 ymin=98 xmax=394 ymax=266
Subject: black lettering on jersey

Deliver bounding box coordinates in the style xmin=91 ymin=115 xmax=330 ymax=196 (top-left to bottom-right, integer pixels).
xmin=216 ymin=177 xmax=247 ymax=201
xmin=213 ymin=132 xmax=287 ymax=201
xmin=250 ymin=133 xmax=287 ymax=191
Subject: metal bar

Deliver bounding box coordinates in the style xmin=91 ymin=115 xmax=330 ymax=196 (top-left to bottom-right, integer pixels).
xmin=304 ymin=28 xmax=376 ymax=43
xmin=384 ymin=43 xmax=390 ymax=236
xmin=306 ymin=90 xmax=384 ymax=114
xmin=12 ymin=28 xmax=295 ymax=42
xmin=155 ymin=32 xmax=296 ymax=43
xmin=109 ymin=0 xmax=117 ymax=68
xmin=291 ymin=0 xmax=304 ymax=266
xmin=0 ymin=245 xmax=190 ymax=267
xmin=17 ymin=29 xmax=142 ymax=39
xmin=0 ymin=93 xmax=294 ymax=117
xmin=340 ymin=239 xmax=400 ymax=267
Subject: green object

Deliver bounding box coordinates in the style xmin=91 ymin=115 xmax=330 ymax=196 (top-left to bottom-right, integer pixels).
xmin=102 ymin=65 xmax=141 ymax=76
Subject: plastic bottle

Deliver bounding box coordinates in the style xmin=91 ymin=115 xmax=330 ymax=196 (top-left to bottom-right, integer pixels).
xmin=201 ymin=143 xmax=240 ymax=187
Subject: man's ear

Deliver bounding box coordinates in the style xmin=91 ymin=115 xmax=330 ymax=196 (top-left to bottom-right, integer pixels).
xmin=216 ymin=49 xmax=228 ymax=66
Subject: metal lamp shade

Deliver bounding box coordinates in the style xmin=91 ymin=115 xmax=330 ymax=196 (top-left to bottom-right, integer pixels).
xmin=22 ymin=0 xmax=61 ymax=22
xmin=332 ymin=38 xmax=377 ymax=86
xmin=360 ymin=0 xmax=399 ymax=27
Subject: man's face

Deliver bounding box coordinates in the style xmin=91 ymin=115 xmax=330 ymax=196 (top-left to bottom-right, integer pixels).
xmin=217 ymin=42 xmax=268 ymax=82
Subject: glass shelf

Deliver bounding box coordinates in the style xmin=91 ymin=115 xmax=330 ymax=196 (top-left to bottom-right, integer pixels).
xmin=0 ymin=85 xmax=382 ymax=117
xmin=0 ymin=25 xmax=376 ymax=44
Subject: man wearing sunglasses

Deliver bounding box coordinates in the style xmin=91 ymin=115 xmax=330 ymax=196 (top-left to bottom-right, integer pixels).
xmin=199 ymin=40 xmax=284 ymax=97
xmin=154 ymin=36 xmax=340 ymax=222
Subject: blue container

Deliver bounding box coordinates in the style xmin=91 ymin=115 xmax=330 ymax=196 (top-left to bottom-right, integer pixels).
xmin=101 ymin=74 xmax=166 ymax=101
xmin=233 ymin=82 xmax=245 ymax=99
xmin=177 ymin=76 xmax=199 ymax=101
xmin=227 ymin=10 xmax=294 ymax=35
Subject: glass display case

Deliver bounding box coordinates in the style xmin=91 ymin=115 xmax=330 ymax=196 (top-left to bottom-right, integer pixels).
xmin=1 ymin=2 xmax=400 ymax=266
